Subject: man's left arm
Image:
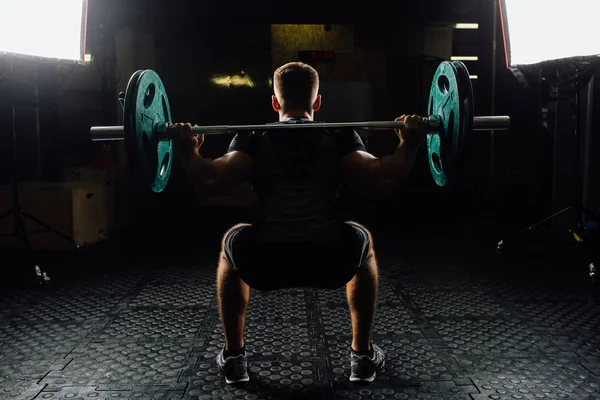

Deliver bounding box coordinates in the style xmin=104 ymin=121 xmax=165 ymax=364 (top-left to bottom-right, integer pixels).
xmin=173 ymin=127 xmax=252 ymax=197
xmin=182 ymin=150 xmax=252 ymax=197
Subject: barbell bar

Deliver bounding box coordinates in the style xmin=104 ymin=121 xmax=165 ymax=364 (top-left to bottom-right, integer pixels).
xmin=89 ymin=115 xmax=511 ymax=142
xmin=88 ymin=61 xmax=511 ymax=193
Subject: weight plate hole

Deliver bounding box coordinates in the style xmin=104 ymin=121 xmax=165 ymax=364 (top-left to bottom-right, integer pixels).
xmin=437 ymin=75 xmax=450 ymax=95
xmin=160 ymin=152 xmax=170 ymax=177
xmin=142 ymin=131 xmax=149 ymax=149
xmin=432 ymin=152 xmax=442 ymax=173
xmin=143 ymin=83 xmax=156 ymax=109
xmin=429 ymin=96 xmax=434 ymax=115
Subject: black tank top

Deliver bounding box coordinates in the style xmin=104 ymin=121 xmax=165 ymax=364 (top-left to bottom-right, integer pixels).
xmin=227 ymin=117 xmax=367 ymax=242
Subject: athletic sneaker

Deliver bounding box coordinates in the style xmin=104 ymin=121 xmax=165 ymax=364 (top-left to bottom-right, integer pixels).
xmin=349 ymin=342 xmax=385 ymax=383
xmin=216 ymin=347 xmax=250 ymax=384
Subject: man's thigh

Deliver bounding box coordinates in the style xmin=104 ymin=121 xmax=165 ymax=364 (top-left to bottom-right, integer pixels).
xmin=222 ymin=222 xmax=254 ymax=274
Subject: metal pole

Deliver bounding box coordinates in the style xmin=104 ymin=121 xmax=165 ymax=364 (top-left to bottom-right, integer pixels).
xmin=490 ymin=0 xmax=498 ymax=206
xmin=189 ymin=121 xmax=409 ymax=133
xmin=573 ymin=64 xmax=582 ymax=226
xmin=582 ymin=74 xmax=594 ymax=222
xmin=89 ymin=116 xmax=511 ymax=141
xmin=551 ymin=67 xmax=560 ymax=220
xmin=10 ymin=63 xmax=19 ymax=231
xmin=33 ymin=70 xmax=42 ymax=180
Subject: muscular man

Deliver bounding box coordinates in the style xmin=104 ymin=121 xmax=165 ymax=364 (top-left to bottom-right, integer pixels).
xmin=170 ymin=62 xmax=428 ymax=384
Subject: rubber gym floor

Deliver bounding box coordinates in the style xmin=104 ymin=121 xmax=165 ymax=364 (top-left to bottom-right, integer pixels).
xmin=1 ymin=224 xmax=599 ymax=400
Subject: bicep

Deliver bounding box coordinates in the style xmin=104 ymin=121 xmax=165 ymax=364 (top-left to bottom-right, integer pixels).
xmin=212 ymin=151 xmax=253 ymax=184
xmin=340 ymin=150 xmax=380 ymax=187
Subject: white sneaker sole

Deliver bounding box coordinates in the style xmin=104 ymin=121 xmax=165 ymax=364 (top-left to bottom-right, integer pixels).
xmin=225 ymin=375 xmax=250 ymax=384
xmin=349 ymin=374 xmax=376 ymax=383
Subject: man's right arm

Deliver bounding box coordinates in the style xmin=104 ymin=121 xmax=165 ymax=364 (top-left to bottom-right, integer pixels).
xmin=340 ymin=141 xmax=420 ymax=199
xmin=340 ymin=114 xmax=427 ymax=199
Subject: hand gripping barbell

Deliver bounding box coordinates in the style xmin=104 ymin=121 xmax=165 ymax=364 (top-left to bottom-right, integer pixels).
xmin=89 ymin=61 xmax=510 ymax=193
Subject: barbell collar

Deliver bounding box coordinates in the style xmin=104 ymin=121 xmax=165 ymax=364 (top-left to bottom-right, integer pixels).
xmin=89 ymin=115 xmax=510 ymax=142
xmin=89 ymin=126 xmax=126 ymax=141
xmin=473 ymin=116 xmax=511 ymax=131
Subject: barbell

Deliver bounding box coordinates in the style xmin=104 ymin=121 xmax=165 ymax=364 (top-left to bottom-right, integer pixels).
xmin=89 ymin=61 xmax=511 ymax=193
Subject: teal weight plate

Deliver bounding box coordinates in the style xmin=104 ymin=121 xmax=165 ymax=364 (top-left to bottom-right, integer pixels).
xmin=123 ymin=69 xmax=144 ymax=190
xmin=452 ymin=60 xmax=474 ymax=155
xmin=426 ymin=61 xmax=467 ymax=187
xmin=124 ymin=69 xmax=173 ymax=193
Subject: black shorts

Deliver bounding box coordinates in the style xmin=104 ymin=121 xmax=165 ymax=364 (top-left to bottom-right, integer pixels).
xmin=223 ymin=222 xmax=371 ymax=292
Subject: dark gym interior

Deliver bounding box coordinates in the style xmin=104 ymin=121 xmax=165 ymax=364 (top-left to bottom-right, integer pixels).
xmin=0 ymin=0 xmax=599 ymax=398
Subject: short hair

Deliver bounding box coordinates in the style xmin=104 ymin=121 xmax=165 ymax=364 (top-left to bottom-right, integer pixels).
xmin=273 ymin=62 xmax=319 ymax=112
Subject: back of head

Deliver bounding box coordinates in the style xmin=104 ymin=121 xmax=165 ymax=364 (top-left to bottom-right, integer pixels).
xmin=273 ymin=62 xmax=319 ymax=113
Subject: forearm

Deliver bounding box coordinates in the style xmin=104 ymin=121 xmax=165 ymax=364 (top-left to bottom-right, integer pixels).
xmin=374 ymin=140 xmax=420 ymax=195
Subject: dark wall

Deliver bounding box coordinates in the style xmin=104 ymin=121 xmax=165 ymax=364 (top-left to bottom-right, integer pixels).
xmin=587 ymin=73 xmax=600 ymax=219
xmin=4 ymin=0 xmax=596 ymax=247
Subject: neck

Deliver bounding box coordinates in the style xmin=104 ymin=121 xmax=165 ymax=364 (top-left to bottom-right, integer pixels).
xmin=280 ymin=110 xmax=313 ymax=121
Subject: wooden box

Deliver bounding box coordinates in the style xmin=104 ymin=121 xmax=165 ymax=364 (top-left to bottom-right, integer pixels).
xmin=63 ymin=166 xmax=135 ymax=230
xmin=0 ymin=182 xmax=108 ymax=251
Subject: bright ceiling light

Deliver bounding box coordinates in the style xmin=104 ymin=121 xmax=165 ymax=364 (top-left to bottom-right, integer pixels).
xmin=0 ymin=0 xmax=88 ymax=63
xmin=451 ymin=56 xmax=479 ymax=61
xmin=499 ymin=0 xmax=600 ymax=67
xmin=454 ymin=23 xmax=479 ymax=29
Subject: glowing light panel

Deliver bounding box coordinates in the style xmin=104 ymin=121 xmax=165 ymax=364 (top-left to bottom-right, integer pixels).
xmin=500 ymin=0 xmax=600 ymax=66
xmin=454 ymin=23 xmax=479 ymax=29
xmin=0 ymin=0 xmax=87 ymax=62
xmin=211 ymin=74 xmax=256 ymax=88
